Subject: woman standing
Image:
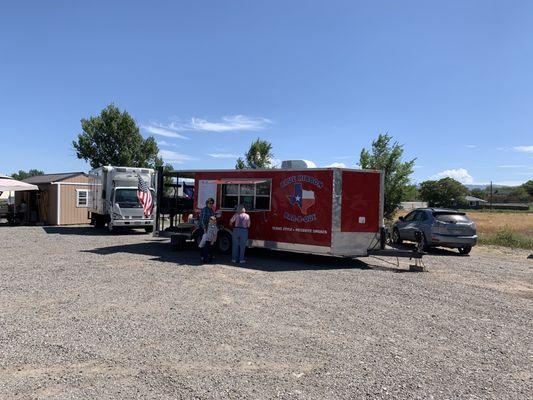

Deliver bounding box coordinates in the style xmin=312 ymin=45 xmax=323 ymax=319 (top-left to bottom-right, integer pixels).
xmin=230 ymin=204 xmax=250 ymax=263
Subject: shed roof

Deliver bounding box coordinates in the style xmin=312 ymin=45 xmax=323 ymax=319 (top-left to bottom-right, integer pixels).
xmin=23 ymin=172 xmax=87 ymax=184
xmin=465 ymin=195 xmax=488 ymax=203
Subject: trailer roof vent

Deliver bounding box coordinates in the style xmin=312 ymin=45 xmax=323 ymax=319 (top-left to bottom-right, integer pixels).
xmin=281 ymin=160 xmax=317 ymax=169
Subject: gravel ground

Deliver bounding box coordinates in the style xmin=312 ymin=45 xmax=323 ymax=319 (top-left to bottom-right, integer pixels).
xmin=0 ymin=225 xmax=531 ymax=400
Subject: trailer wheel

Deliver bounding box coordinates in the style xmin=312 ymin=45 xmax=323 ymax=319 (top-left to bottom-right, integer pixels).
xmin=171 ymin=235 xmax=185 ymax=251
xmin=192 ymin=229 xmax=203 ymax=249
xmin=217 ymin=231 xmax=232 ymax=254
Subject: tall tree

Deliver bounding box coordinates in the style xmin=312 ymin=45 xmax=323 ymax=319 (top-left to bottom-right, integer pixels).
xmin=521 ymin=180 xmax=533 ymax=197
xmin=235 ymin=138 xmax=274 ymax=169
xmin=73 ymin=104 xmax=163 ymax=169
xmin=469 ymin=188 xmax=487 ymax=200
xmin=401 ymin=184 xmax=420 ymax=202
xmin=359 ymin=134 xmax=415 ymax=220
xmin=419 ymin=177 xmax=468 ymax=207
xmin=11 ymin=169 xmax=44 ymax=181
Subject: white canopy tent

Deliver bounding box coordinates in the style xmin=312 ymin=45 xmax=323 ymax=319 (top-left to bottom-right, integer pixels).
xmin=0 ymin=176 xmax=39 ymax=193
xmin=0 ymin=176 xmax=38 ymax=223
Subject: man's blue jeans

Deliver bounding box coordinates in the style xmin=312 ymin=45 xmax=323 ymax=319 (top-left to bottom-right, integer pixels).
xmin=232 ymin=227 xmax=248 ymax=262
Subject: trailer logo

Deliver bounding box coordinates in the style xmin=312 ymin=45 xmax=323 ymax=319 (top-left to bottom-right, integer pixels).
xmin=281 ymin=175 xmax=323 ymax=223
xmin=288 ymin=183 xmax=315 ymax=215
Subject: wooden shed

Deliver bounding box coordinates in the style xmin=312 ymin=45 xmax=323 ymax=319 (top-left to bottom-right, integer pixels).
xmin=17 ymin=172 xmax=90 ymax=225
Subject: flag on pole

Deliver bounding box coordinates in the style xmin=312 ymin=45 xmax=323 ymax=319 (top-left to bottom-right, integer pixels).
xmin=137 ymin=175 xmax=153 ymax=217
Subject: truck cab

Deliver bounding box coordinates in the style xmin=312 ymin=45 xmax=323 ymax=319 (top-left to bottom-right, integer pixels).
xmin=89 ymin=166 xmax=155 ymax=233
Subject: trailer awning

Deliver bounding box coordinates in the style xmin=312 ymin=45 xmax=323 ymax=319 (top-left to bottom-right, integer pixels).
xmin=206 ymin=179 xmax=268 ymax=185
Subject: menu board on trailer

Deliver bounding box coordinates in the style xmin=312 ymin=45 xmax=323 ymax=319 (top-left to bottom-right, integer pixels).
xmin=197 ymin=180 xmax=217 ymax=209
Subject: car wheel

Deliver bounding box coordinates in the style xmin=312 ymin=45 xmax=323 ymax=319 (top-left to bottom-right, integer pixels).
xmin=458 ymin=246 xmax=472 ymax=255
xmin=420 ymin=233 xmax=430 ymax=252
xmin=392 ymin=228 xmax=402 ymax=244
xmin=144 ymin=226 xmax=154 ymax=233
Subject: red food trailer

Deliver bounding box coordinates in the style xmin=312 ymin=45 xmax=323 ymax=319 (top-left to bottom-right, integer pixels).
xmin=155 ymin=165 xmax=394 ymax=258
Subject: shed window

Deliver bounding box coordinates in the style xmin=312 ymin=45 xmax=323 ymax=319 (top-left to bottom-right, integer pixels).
xmin=220 ymin=180 xmax=271 ymax=211
xmin=76 ymin=189 xmax=88 ymax=207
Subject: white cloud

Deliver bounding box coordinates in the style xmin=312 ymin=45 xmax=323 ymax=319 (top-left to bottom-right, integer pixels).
xmin=207 ymin=153 xmax=239 ymax=159
xmin=498 ymin=164 xmax=526 ymax=168
xmin=171 ymin=115 xmax=272 ymax=132
xmin=431 ymin=168 xmax=474 ymax=184
xmin=466 ymin=144 xmax=477 ymax=148
xmin=513 ymin=145 xmax=533 ymax=153
xmin=158 ymin=150 xmax=194 ymax=164
xmin=157 ymin=140 xmax=178 ymax=148
xmin=325 ymin=162 xmax=347 ymax=168
xmin=142 ymin=124 xmax=189 ymax=139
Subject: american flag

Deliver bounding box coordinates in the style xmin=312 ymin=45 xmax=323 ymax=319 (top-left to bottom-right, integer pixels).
xmin=137 ymin=175 xmax=153 ymax=217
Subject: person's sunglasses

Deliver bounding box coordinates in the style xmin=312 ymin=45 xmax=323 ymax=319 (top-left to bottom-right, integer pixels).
xmin=208 ymin=201 xmax=214 ymax=204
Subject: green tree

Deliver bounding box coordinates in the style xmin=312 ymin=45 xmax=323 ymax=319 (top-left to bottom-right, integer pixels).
xmin=419 ymin=177 xmax=468 ymax=207
xmin=235 ymin=138 xmax=274 ymax=169
xmin=521 ymin=180 xmax=533 ymax=197
xmin=11 ymin=169 xmax=44 ymax=181
xmin=73 ymin=104 xmax=163 ymax=169
xmin=469 ymin=188 xmax=487 ymax=200
xmin=509 ymin=186 xmax=530 ymax=202
xmin=401 ymin=184 xmax=419 ymax=202
xmin=359 ymin=134 xmax=415 ymax=220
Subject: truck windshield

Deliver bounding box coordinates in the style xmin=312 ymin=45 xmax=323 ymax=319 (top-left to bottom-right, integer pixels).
xmin=114 ymin=189 xmax=142 ymax=208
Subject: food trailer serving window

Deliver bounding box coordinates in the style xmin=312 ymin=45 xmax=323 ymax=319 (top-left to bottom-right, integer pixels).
xmin=220 ymin=179 xmax=271 ymax=211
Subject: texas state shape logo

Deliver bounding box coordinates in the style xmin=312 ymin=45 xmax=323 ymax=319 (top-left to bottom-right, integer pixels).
xmin=288 ymin=183 xmax=315 ymax=215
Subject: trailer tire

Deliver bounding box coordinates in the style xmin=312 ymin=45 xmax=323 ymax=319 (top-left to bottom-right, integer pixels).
xmin=192 ymin=229 xmax=203 ymax=249
xmin=217 ymin=231 xmax=232 ymax=254
xmin=171 ymin=235 xmax=185 ymax=251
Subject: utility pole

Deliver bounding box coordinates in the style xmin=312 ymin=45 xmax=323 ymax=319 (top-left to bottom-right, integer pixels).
xmin=490 ymin=181 xmax=493 ymax=211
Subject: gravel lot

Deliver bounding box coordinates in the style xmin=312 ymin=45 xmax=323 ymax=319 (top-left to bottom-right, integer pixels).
xmin=0 ymin=225 xmax=531 ymax=399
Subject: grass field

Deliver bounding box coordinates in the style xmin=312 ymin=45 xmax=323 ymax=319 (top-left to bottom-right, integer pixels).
xmin=396 ymin=209 xmax=533 ymax=250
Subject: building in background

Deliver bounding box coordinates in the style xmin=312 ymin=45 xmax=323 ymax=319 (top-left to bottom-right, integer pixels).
xmin=16 ymin=172 xmax=90 ymax=225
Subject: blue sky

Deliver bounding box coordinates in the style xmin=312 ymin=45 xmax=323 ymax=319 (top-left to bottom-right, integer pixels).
xmin=1 ymin=0 xmax=532 ymax=186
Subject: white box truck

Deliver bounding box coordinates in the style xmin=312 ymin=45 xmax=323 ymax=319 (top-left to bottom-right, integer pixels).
xmin=88 ymin=166 xmax=155 ymax=233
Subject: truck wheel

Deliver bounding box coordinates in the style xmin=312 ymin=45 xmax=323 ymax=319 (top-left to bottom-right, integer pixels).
xmin=458 ymin=246 xmax=471 ymax=255
xmin=420 ymin=233 xmax=430 ymax=252
xmin=392 ymin=228 xmax=402 ymax=244
xmin=217 ymin=231 xmax=232 ymax=254
xmin=145 ymin=226 xmax=154 ymax=233
xmin=94 ymin=216 xmax=105 ymax=229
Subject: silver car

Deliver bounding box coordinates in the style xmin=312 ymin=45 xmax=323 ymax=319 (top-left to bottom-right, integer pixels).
xmin=392 ymin=208 xmax=477 ymax=254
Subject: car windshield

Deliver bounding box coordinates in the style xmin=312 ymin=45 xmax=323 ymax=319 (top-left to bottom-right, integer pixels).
xmin=114 ymin=189 xmax=142 ymax=208
xmin=433 ymin=212 xmax=470 ymax=223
